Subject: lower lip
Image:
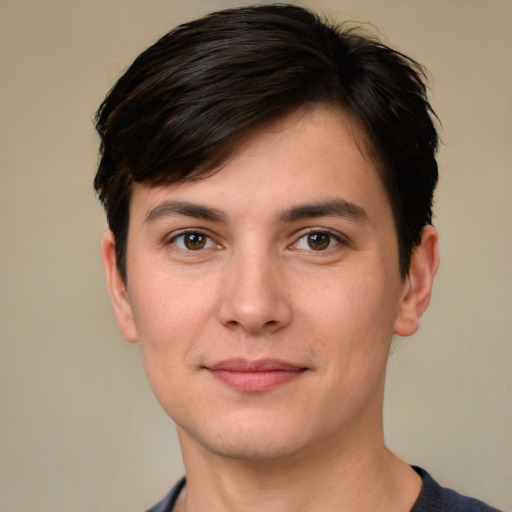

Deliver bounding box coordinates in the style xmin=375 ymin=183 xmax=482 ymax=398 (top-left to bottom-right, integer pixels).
xmin=209 ymin=369 xmax=304 ymax=392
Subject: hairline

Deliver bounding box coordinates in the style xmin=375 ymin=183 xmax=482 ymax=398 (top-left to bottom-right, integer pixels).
xmin=117 ymin=102 xmax=411 ymax=283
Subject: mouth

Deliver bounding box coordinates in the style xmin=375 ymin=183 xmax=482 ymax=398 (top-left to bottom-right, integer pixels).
xmin=205 ymin=359 xmax=308 ymax=392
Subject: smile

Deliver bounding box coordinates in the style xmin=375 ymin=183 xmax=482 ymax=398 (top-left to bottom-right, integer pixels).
xmin=205 ymin=359 xmax=307 ymax=392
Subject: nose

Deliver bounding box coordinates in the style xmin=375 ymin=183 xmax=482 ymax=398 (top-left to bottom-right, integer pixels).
xmin=217 ymin=249 xmax=292 ymax=335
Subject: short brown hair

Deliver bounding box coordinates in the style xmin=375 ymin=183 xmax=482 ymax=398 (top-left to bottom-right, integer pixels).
xmin=94 ymin=3 xmax=439 ymax=281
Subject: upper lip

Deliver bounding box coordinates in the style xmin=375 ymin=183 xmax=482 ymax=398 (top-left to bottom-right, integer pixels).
xmin=207 ymin=358 xmax=306 ymax=372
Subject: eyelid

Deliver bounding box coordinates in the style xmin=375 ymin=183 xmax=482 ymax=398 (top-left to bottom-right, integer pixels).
xmin=290 ymin=228 xmax=350 ymax=250
xmin=164 ymin=227 xmax=349 ymax=251
xmin=167 ymin=229 xmax=221 ymax=250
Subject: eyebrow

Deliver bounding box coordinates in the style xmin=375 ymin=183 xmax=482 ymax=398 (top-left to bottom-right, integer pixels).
xmin=277 ymin=199 xmax=368 ymax=223
xmin=143 ymin=201 xmax=228 ymax=225
xmin=143 ymin=198 xmax=368 ymax=226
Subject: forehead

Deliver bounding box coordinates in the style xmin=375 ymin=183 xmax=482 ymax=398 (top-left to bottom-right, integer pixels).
xmin=129 ymin=106 xmax=389 ymax=224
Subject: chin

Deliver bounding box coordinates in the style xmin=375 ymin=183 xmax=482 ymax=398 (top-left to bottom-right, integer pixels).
xmin=209 ymin=435 xmax=307 ymax=462
xmin=180 ymin=411 xmax=315 ymax=463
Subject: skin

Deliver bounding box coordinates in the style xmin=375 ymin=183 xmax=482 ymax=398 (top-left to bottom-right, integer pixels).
xmin=102 ymin=106 xmax=439 ymax=511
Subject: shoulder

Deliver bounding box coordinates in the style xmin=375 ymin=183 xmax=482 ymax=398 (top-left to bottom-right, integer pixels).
xmin=411 ymin=466 xmax=503 ymax=512
xmin=143 ymin=477 xmax=186 ymax=512
xmin=142 ymin=470 xmax=505 ymax=512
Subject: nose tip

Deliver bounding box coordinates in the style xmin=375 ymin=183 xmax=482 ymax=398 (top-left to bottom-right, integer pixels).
xmin=217 ymin=258 xmax=292 ymax=335
xmin=222 ymin=304 xmax=289 ymax=335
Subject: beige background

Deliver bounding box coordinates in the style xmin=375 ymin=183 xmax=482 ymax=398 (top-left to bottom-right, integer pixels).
xmin=1 ymin=0 xmax=510 ymax=510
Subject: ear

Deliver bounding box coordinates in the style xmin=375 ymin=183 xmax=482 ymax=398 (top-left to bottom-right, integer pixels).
xmin=101 ymin=230 xmax=138 ymax=343
xmin=393 ymin=225 xmax=439 ymax=337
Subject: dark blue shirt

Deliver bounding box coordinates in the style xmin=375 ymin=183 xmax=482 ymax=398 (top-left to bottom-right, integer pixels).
xmin=145 ymin=466 xmax=503 ymax=511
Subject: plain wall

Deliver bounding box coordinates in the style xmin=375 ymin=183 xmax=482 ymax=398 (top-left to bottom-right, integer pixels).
xmin=1 ymin=1 xmax=510 ymax=510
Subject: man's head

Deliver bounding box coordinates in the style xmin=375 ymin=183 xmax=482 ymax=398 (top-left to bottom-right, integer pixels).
xmin=96 ymin=4 xmax=440 ymax=465
xmin=94 ymin=3 xmax=439 ymax=282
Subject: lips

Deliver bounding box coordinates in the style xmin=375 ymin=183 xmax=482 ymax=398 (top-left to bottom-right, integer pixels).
xmin=206 ymin=359 xmax=307 ymax=392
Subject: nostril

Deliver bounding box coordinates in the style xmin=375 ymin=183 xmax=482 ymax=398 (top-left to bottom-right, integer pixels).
xmin=217 ymin=282 xmax=293 ymax=334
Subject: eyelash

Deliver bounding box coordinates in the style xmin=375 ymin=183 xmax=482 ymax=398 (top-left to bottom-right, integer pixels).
xmin=168 ymin=230 xmax=219 ymax=251
xmin=167 ymin=228 xmax=348 ymax=253
xmin=291 ymin=229 xmax=347 ymax=252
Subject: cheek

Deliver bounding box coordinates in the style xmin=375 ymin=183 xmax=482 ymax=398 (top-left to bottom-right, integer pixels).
xmin=301 ymin=268 xmax=400 ymax=377
xmin=131 ymin=268 xmax=216 ymax=334
xmin=129 ymin=272 xmax=218 ymax=385
xmin=304 ymin=266 xmax=399 ymax=331
xmin=132 ymin=280 xmax=213 ymax=419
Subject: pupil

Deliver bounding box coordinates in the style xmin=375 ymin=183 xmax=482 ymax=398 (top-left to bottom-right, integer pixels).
xmin=185 ymin=233 xmax=206 ymax=250
xmin=308 ymin=233 xmax=330 ymax=250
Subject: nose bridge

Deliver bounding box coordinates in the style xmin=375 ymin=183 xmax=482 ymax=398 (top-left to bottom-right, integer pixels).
xmin=217 ymin=241 xmax=291 ymax=334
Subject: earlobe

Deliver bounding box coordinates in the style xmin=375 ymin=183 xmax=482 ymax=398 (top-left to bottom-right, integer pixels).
xmin=393 ymin=226 xmax=439 ymax=337
xmin=101 ymin=230 xmax=138 ymax=343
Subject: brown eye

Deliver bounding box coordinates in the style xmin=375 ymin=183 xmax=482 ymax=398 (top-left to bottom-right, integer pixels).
xmin=172 ymin=232 xmax=215 ymax=251
xmin=294 ymin=231 xmax=341 ymax=252
xmin=183 ymin=233 xmax=207 ymax=250
xmin=307 ymin=232 xmax=331 ymax=250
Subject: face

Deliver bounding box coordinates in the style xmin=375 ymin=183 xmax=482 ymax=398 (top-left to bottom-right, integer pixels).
xmin=103 ymin=106 xmax=437 ymax=463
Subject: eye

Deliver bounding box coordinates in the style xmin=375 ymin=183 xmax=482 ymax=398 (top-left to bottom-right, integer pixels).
xmin=294 ymin=231 xmax=340 ymax=251
xmin=171 ymin=231 xmax=217 ymax=251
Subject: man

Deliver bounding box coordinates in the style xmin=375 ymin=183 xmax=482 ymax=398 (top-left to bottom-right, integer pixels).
xmin=94 ymin=4 xmax=501 ymax=511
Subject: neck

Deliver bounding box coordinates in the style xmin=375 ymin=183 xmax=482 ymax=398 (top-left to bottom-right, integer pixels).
xmin=175 ymin=422 xmax=421 ymax=512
